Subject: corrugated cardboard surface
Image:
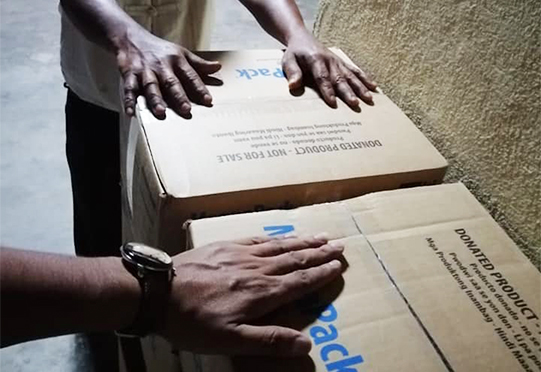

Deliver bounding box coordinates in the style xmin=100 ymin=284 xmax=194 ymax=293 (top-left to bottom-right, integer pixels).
xmin=184 ymin=183 xmax=540 ymax=372
xmin=122 ymin=49 xmax=447 ymax=253
xmin=136 ymin=53 xmax=446 ymax=198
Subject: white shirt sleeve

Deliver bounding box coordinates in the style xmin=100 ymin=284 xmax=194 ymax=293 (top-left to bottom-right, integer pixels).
xmin=60 ymin=0 xmax=215 ymax=112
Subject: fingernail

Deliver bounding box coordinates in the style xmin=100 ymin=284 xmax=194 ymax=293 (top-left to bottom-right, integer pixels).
xmin=314 ymin=232 xmax=329 ymax=241
xmin=351 ymin=98 xmax=360 ymax=107
xmin=288 ymin=79 xmax=300 ymax=90
xmin=291 ymin=335 xmax=312 ymax=355
xmin=125 ymin=107 xmax=134 ymax=116
xmin=330 ymin=95 xmax=337 ymax=108
xmin=203 ymin=94 xmax=212 ymax=105
xmin=329 ymin=241 xmax=344 ymax=251
xmin=329 ymin=260 xmax=342 ymax=268
xmin=155 ymin=104 xmax=165 ymax=112
xmin=180 ymin=103 xmax=191 ymax=114
xmin=284 ymin=233 xmax=297 ymax=239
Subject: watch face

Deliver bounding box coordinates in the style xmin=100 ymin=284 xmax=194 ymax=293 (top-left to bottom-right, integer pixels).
xmin=124 ymin=243 xmax=173 ymax=269
xmin=134 ymin=245 xmax=172 ymax=264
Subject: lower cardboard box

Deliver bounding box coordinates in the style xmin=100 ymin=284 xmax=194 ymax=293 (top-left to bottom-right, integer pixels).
xmin=127 ymin=183 xmax=540 ymax=372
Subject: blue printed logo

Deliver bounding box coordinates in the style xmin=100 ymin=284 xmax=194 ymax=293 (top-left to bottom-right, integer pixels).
xmin=263 ymin=225 xmax=294 ymax=236
xmin=312 ymin=304 xmax=364 ymax=371
xmin=264 ymin=225 xmax=364 ymax=371
xmin=237 ymin=68 xmax=285 ymax=80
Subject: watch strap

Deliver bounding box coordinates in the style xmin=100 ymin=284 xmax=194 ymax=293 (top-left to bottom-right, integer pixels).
xmin=117 ymin=260 xmax=172 ymax=337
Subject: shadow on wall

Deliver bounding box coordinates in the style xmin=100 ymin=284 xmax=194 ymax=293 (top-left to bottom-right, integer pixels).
xmin=314 ymin=0 xmax=541 ymax=269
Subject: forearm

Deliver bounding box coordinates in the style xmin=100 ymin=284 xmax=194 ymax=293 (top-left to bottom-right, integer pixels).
xmin=239 ymin=0 xmax=309 ymax=45
xmin=59 ymin=0 xmax=145 ymax=52
xmin=0 ymin=248 xmax=139 ymax=347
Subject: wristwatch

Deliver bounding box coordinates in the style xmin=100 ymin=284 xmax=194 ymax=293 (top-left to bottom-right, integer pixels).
xmin=116 ymin=242 xmax=176 ymax=338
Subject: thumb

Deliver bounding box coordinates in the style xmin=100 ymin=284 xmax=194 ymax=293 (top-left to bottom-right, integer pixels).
xmin=233 ymin=324 xmax=311 ymax=356
xmin=185 ymin=51 xmax=222 ymax=75
xmin=282 ymin=52 xmax=303 ymax=90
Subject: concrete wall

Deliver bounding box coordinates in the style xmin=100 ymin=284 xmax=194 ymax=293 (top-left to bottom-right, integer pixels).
xmin=314 ymin=0 xmax=540 ymax=268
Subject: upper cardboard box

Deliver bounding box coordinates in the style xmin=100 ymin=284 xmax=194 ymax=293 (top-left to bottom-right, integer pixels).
xmin=185 ymin=183 xmax=541 ymax=372
xmin=125 ymin=49 xmax=447 ymax=251
xmin=134 ymin=49 xmax=446 ymax=198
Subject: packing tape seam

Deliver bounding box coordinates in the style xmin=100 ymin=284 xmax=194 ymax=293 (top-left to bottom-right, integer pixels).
xmin=343 ymin=204 xmax=456 ymax=372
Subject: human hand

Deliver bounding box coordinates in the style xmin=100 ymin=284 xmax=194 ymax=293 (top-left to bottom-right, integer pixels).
xmin=116 ymin=30 xmax=221 ymax=120
xmin=282 ymin=30 xmax=377 ymax=108
xmin=159 ymin=235 xmax=344 ymax=356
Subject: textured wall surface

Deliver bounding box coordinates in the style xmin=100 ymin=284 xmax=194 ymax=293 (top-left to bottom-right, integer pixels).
xmin=314 ymin=0 xmax=540 ymax=268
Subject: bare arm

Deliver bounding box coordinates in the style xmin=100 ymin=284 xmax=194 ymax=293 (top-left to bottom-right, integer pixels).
xmin=59 ymin=0 xmax=136 ymax=51
xmin=238 ymin=0 xmax=306 ymax=46
xmin=240 ymin=0 xmax=378 ymax=107
xmin=60 ymin=0 xmax=221 ymax=120
xmin=1 ymin=236 xmax=344 ymax=355
xmin=0 ymin=247 xmax=138 ymax=347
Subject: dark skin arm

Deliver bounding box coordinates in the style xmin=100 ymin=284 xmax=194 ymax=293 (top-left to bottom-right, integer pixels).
xmin=240 ymin=0 xmax=377 ymax=107
xmin=60 ymin=0 xmax=221 ymax=120
xmin=0 ymin=247 xmax=139 ymax=346
xmin=1 ymin=236 xmax=344 ymax=355
xmin=60 ymin=0 xmax=377 ymax=120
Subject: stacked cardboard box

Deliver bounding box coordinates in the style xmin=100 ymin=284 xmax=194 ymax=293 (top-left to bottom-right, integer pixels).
xmin=183 ymin=183 xmax=541 ymax=372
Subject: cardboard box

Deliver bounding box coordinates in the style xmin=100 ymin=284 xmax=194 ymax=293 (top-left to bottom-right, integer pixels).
xmin=179 ymin=183 xmax=540 ymax=372
xmin=121 ymin=49 xmax=447 ymax=254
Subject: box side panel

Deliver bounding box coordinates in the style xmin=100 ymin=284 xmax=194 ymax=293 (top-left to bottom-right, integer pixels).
xmin=120 ymin=113 xmax=132 ymax=243
xmin=121 ymin=115 xmax=164 ymax=247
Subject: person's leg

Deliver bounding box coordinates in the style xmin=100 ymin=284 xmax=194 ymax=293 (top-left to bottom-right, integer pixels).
xmin=65 ymin=88 xmax=121 ymax=258
xmin=65 ymin=88 xmax=121 ymax=372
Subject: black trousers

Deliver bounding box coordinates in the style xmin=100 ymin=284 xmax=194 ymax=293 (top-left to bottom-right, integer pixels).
xmin=65 ymin=88 xmax=121 ymax=258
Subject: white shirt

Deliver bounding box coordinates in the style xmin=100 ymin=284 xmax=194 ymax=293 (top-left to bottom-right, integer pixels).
xmin=60 ymin=0 xmax=214 ymax=112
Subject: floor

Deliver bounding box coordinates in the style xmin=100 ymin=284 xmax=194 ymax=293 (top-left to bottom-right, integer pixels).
xmin=0 ymin=0 xmax=318 ymax=371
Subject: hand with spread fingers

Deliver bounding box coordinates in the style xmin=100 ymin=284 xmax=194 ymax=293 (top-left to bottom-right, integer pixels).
xmin=282 ymin=30 xmax=378 ymax=109
xmin=159 ymin=235 xmax=345 ymax=356
xmin=117 ymin=32 xmax=221 ymax=120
